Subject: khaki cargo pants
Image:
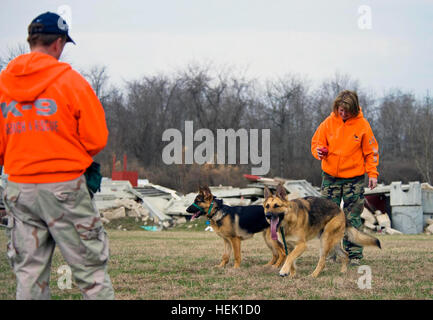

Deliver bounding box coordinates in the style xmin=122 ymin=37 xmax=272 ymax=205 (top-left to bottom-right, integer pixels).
xmin=3 ymin=175 xmax=114 ymax=300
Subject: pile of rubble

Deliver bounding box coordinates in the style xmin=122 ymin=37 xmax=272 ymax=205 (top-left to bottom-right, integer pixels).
xmin=94 ymin=176 xmax=322 ymax=230
xmin=1 ymin=171 xmax=432 ymax=235
xmin=95 ymin=179 xmax=172 ymax=230
xmin=361 ymin=208 xmax=402 ymax=235
xmin=85 ymin=175 xmax=433 ymax=236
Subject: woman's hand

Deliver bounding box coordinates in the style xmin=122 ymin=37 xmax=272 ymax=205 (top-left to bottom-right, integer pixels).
xmin=317 ymin=147 xmax=328 ymax=160
xmin=368 ymin=177 xmax=377 ymax=189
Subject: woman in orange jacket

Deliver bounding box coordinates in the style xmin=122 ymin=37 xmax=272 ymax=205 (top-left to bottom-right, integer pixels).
xmin=311 ymin=90 xmax=379 ymax=264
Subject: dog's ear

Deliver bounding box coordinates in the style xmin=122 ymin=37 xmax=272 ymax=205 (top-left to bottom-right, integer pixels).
xmin=263 ymin=186 xmax=272 ymax=199
xmin=201 ymin=185 xmax=213 ymax=200
xmin=276 ymin=183 xmax=287 ymax=200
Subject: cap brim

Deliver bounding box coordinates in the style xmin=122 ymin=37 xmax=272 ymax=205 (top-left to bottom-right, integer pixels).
xmin=66 ymin=34 xmax=75 ymax=45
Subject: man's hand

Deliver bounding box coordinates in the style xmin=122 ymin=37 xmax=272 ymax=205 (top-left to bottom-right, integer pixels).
xmin=317 ymin=147 xmax=328 ymax=160
xmin=368 ymin=177 xmax=378 ymax=190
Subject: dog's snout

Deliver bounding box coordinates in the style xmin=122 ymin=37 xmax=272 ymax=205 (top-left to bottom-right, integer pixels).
xmin=265 ymin=212 xmax=273 ymax=219
xmin=186 ymin=205 xmax=198 ymax=213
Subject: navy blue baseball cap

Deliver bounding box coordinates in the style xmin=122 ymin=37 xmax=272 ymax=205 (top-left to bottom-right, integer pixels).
xmin=29 ymin=12 xmax=75 ymax=44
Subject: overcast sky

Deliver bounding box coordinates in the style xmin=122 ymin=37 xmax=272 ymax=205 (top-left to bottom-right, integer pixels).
xmin=1 ymin=0 xmax=432 ymax=96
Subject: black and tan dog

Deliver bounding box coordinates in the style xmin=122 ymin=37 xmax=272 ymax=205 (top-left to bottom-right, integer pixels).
xmin=186 ymin=186 xmax=286 ymax=268
xmin=263 ymin=184 xmax=381 ymax=278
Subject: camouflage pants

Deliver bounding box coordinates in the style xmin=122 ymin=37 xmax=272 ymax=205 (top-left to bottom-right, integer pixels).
xmin=2 ymin=175 xmax=115 ymax=300
xmin=320 ymin=171 xmax=365 ymax=260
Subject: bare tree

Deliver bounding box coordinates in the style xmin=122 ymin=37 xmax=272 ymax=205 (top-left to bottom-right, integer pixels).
xmin=81 ymin=65 xmax=109 ymax=102
xmin=410 ymin=94 xmax=433 ymax=184
xmin=0 ymin=43 xmax=28 ymax=71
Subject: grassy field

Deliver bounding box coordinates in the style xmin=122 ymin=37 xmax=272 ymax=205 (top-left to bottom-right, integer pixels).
xmin=1 ymin=218 xmax=432 ymax=300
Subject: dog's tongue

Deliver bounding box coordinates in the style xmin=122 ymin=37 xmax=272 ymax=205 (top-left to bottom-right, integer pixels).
xmin=270 ymin=217 xmax=279 ymax=240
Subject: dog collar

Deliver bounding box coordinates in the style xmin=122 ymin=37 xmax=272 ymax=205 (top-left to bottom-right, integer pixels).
xmin=192 ymin=203 xmax=205 ymax=213
xmin=206 ymin=200 xmax=215 ymax=217
xmin=192 ymin=200 xmax=215 ymax=216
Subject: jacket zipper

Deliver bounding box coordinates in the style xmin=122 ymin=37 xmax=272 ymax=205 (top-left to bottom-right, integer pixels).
xmin=335 ymin=121 xmax=346 ymax=177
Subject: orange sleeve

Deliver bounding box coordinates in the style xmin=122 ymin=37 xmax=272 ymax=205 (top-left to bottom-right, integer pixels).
xmin=362 ymin=121 xmax=379 ymax=178
xmin=69 ymin=71 xmax=108 ymax=157
xmin=311 ymin=119 xmax=328 ymax=160
xmin=0 ymin=102 xmax=5 ymax=166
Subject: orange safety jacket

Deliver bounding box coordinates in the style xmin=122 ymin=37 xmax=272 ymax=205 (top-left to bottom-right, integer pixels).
xmin=0 ymin=52 xmax=108 ymax=183
xmin=311 ymin=108 xmax=379 ymax=179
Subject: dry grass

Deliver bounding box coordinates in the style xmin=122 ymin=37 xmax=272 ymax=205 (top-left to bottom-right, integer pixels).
xmin=1 ymin=223 xmax=432 ymax=300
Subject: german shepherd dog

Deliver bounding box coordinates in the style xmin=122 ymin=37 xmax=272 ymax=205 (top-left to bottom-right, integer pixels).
xmin=186 ymin=186 xmax=286 ymax=269
xmin=263 ymin=184 xmax=381 ymax=278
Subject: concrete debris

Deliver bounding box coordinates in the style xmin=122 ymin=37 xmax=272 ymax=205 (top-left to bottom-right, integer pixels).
xmin=363 ymin=221 xmax=377 ymax=231
xmin=251 ymin=198 xmax=264 ymax=206
xmin=421 ymin=183 xmax=433 ymax=191
xmin=96 ymin=180 xmax=153 ymax=225
xmin=384 ymin=227 xmax=403 ymax=235
xmin=102 ymin=206 xmax=126 ymax=221
xmin=209 ymin=186 xmax=264 ymax=198
xmin=219 ymin=198 xmax=251 ymax=206
xmin=89 ymin=176 xmax=433 ymax=234
xmin=100 ymin=217 xmax=111 ymax=224
xmin=361 ymin=208 xmax=395 ymax=234
xmin=376 ymin=213 xmax=391 ymax=229
xmin=174 ymin=217 xmax=187 ymax=225
xmin=361 ymin=208 xmax=376 ymax=225
xmin=283 ymin=180 xmax=321 ymax=198
xmin=425 ymin=224 xmax=433 ymax=235
xmin=161 ymin=221 xmax=172 ymax=229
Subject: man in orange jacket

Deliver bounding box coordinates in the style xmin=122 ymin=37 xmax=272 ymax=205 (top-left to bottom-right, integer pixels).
xmin=311 ymin=90 xmax=379 ymax=265
xmin=0 ymin=12 xmax=114 ymax=299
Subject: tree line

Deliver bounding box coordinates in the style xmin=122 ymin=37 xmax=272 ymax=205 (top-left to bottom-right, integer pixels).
xmin=1 ymin=46 xmax=432 ymax=193
xmin=89 ymin=64 xmax=432 ymax=192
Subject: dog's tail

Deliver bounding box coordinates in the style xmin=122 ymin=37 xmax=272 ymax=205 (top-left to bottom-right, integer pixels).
xmin=345 ymin=226 xmax=381 ymax=249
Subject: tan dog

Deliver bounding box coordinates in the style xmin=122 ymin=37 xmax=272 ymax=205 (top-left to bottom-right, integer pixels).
xmin=263 ymin=184 xmax=381 ymax=278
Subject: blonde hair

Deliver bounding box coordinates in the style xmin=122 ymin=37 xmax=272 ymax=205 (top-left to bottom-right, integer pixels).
xmin=332 ymin=90 xmax=360 ymax=117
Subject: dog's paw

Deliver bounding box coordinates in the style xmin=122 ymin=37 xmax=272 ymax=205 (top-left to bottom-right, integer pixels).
xmin=279 ymin=272 xmax=289 ymax=277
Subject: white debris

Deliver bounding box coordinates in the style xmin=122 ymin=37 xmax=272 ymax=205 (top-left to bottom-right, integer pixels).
xmin=385 ymin=227 xmax=403 ymax=235
xmin=103 ymin=207 xmax=126 ymax=220
xmin=425 ymin=224 xmax=433 ymax=235
xmin=376 ymin=213 xmax=391 ymax=228
xmin=361 ymin=208 xmax=377 ymax=225
xmin=363 ymin=221 xmax=377 ymax=231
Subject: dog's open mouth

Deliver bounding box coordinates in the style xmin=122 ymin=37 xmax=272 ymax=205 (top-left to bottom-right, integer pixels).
xmin=191 ymin=212 xmax=202 ymax=221
xmin=270 ymin=216 xmax=280 ymax=240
